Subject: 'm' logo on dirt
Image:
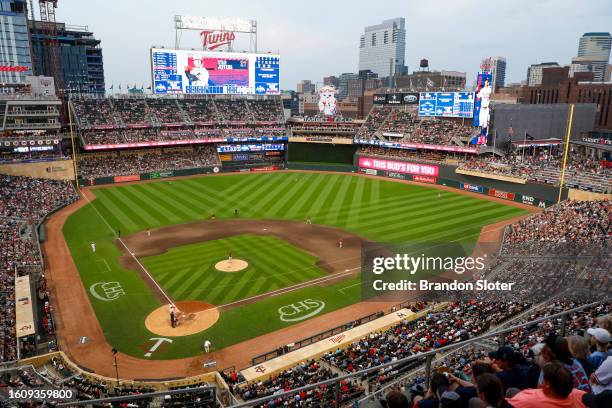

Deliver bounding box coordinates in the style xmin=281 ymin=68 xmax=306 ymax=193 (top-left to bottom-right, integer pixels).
xmin=278 ymin=299 xmax=325 ymax=322
xmin=89 ymin=281 xmax=125 ymax=301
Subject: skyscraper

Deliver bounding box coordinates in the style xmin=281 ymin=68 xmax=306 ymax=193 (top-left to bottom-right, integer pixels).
xmin=358 ymin=18 xmax=407 ymax=80
xmin=577 ymin=32 xmax=611 ymax=82
xmin=526 ymin=62 xmax=560 ymax=86
xmin=480 ymin=56 xmax=506 ymax=91
xmin=0 ymin=0 xmax=33 ymax=84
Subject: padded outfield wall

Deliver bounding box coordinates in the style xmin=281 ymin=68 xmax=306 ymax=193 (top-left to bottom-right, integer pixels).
xmin=287 ymin=142 xmax=357 ymax=165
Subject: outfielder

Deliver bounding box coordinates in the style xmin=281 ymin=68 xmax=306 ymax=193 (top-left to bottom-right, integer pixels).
xmin=90 ymin=242 xmax=96 ymax=252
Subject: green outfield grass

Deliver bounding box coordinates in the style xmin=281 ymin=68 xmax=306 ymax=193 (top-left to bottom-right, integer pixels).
xmin=142 ymin=235 xmax=327 ymax=305
xmin=63 ymin=172 xmax=528 ymax=359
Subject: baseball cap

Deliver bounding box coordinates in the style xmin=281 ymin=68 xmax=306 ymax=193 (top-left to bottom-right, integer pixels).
xmin=440 ymin=391 xmax=463 ymax=408
xmin=587 ymin=328 xmax=612 ymax=343
xmin=489 ymin=346 xmax=515 ymax=361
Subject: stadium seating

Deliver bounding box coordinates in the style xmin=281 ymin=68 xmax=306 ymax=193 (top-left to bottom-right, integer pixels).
xmin=77 ymin=146 xmax=221 ymax=178
xmin=0 ymin=175 xmax=78 ymax=362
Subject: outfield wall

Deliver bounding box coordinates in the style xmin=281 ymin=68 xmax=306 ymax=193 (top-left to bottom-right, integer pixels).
xmin=287 ymin=142 xmax=356 ymax=165
xmin=355 ymin=154 xmax=566 ymax=206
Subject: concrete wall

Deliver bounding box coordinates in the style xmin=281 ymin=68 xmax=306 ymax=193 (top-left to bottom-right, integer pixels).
xmin=0 ymin=160 xmax=75 ymax=180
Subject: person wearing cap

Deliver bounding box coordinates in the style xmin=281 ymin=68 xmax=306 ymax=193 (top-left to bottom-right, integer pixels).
xmin=587 ymin=328 xmax=611 ymax=371
xmin=412 ymin=373 xmax=450 ymax=408
xmin=508 ymin=362 xmax=587 ymax=408
xmin=439 ymin=391 xmax=463 ymax=408
xmin=488 ymin=346 xmax=531 ymax=391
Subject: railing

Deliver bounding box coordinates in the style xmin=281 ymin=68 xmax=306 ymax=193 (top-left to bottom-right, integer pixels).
xmin=227 ymin=299 xmax=608 ymax=408
xmin=250 ymin=311 xmax=384 ymax=365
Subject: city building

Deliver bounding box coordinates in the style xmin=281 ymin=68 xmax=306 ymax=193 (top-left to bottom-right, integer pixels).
xmin=480 ymin=56 xmax=507 ymax=91
xmin=526 ymin=62 xmax=559 ymax=86
xmin=337 ymin=72 xmax=358 ymax=100
xmin=296 ymin=80 xmax=316 ymax=93
xmin=0 ymin=0 xmax=33 ymax=84
xmin=519 ymin=68 xmax=612 ymax=130
xmin=569 ymin=57 xmax=593 ymax=78
xmin=323 ymin=76 xmax=339 ymax=88
xmin=347 ymin=77 xmax=383 ymax=99
xmin=395 ymin=70 xmax=466 ymax=91
xmin=358 ymin=18 xmax=407 ymax=79
xmin=29 ymin=21 xmax=105 ymax=96
xmin=577 ymin=32 xmax=612 ymax=82
xmin=281 ymin=90 xmax=299 ymax=117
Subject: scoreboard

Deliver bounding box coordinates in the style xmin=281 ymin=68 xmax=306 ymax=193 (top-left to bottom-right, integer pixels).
xmin=418 ymin=92 xmax=475 ymax=118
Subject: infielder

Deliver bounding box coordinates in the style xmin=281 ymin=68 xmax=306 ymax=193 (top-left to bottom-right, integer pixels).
xmin=90 ymin=242 xmax=96 ymax=252
xmin=203 ymin=340 xmax=212 ymax=353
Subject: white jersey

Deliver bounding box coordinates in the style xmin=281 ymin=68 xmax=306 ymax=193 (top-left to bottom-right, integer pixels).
xmin=90 ymin=243 xmax=96 ymax=252
xmin=190 ymin=67 xmax=209 ymax=87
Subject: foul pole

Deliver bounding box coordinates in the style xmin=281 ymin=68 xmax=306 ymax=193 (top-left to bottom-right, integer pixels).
xmin=557 ymin=104 xmax=574 ymax=203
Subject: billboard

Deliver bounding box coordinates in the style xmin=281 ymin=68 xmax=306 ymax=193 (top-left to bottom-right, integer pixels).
xmin=373 ymin=94 xmax=387 ymax=104
xmin=373 ymin=93 xmax=419 ymax=105
xmin=358 ymin=157 xmax=439 ymax=177
xmin=473 ymin=72 xmax=493 ymax=128
xmin=151 ymin=48 xmax=280 ymax=95
xmin=418 ymin=92 xmax=475 ymax=118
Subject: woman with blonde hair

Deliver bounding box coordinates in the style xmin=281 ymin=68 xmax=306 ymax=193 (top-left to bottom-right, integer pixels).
xmin=568 ymin=335 xmax=594 ymax=376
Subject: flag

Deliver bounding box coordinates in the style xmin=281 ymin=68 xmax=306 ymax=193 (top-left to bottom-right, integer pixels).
xmin=141 ymin=84 xmax=144 ymax=90
xmin=146 ymin=85 xmax=152 ymax=90
xmin=109 ymin=84 xmax=114 ymax=90
xmin=426 ymin=78 xmax=434 ymax=88
xmin=526 ymin=133 xmax=534 ymax=141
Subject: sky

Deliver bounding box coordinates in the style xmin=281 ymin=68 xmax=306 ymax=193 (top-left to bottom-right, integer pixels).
xmin=46 ymin=0 xmax=612 ymax=91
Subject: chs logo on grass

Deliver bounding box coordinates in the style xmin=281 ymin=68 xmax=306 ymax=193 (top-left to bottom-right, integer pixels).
xmin=89 ymin=281 xmax=125 ymax=301
xmin=278 ymin=299 xmax=325 ymax=322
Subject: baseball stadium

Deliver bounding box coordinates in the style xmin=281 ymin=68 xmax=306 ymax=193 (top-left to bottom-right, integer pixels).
xmin=0 ymin=2 xmax=611 ymax=408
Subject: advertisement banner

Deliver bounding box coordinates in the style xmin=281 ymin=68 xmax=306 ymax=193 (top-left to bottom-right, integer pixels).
xmin=250 ymin=166 xmax=279 ymax=172
xmin=218 ymin=154 xmax=233 ymax=161
xmin=387 ymin=93 xmax=403 ymax=104
xmin=412 ymin=175 xmax=437 ymax=184
xmin=114 ymin=175 xmax=140 ymax=183
xmin=358 ymin=157 xmax=439 ymax=177
xmin=403 ymin=92 xmax=420 ymax=105
xmin=488 ymin=189 xmax=516 ymax=201
xmin=373 ymin=94 xmax=387 ymax=104
xmin=150 ymin=171 xmax=174 ymax=179
xmin=460 ymin=183 xmax=485 ymax=194
xmin=84 ymin=138 xmax=224 ymax=151
xmin=216 ymin=143 xmax=285 ymax=152
xmin=151 ymin=48 xmax=280 ymax=95
xmin=473 ymin=72 xmax=493 ymax=128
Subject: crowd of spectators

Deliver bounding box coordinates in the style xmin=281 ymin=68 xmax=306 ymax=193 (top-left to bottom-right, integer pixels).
xmin=459 ymin=151 xmax=611 ymax=193
xmin=357 ymin=147 xmax=456 ymax=164
xmin=73 ymin=98 xmax=117 ymax=128
xmin=0 ymin=175 xmax=77 ymax=363
xmin=357 ymin=105 xmax=474 ymax=146
xmin=146 ymin=98 xmax=186 ymax=125
xmin=215 ymin=99 xmax=250 ymax=124
xmin=503 ymin=200 xmax=610 ymax=255
xmin=77 ymin=146 xmax=221 ymax=178
xmin=247 ymin=99 xmax=284 ymax=124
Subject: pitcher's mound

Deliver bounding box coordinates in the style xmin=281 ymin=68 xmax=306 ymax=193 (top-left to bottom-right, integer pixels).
xmin=145 ymin=301 xmax=219 ymax=337
xmin=215 ymin=259 xmax=248 ymax=272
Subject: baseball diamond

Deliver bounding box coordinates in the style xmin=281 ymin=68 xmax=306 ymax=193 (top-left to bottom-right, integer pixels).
xmin=60 ymin=172 xmax=528 ymax=359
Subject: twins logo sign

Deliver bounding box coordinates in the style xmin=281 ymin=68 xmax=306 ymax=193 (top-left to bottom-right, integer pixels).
xmin=278 ymin=299 xmax=325 ymax=322
xmin=89 ymin=281 xmax=125 ymax=301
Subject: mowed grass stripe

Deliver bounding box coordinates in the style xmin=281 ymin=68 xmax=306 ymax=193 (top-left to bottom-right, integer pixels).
xmin=103 ymin=188 xmax=153 ymax=230
xmin=136 ymin=183 xmax=196 ymax=220
xmin=225 ymin=173 xmax=289 ymax=213
xmin=87 ymin=192 xmax=125 ymax=236
xmin=306 ymin=175 xmax=344 ymax=220
xmin=321 ymin=176 xmax=356 ymax=225
xmin=112 ymin=187 xmax=163 ymax=227
xmin=93 ymin=190 xmax=141 ymax=232
xmin=366 ymin=200 xmax=501 ymax=237
xmin=284 ymin=173 xmax=328 ymax=218
xmin=248 ymin=174 xmax=298 ymax=215
xmin=146 ymin=183 xmax=202 ymax=219
xmin=343 ymin=176 xmax=366 ymax=226
xmin=126 ymin=184 xmax=191 ymax=221
xmin=267 ymin=173 xmax=317 ymax=217
xmin=125 ymin=185 xmax=179 ymax=225
xmin=169 ymin=264 xmax=211 ymax=297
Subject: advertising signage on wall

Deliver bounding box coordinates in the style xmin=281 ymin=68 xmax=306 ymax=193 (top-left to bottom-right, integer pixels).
xmin=358 ymin=157 xmax=439 ymax=177
xmin=354 ymin=138 xmax=479 ymax=154
xmin=151 ymin=48 xmax=280 ymax=95
xmin=373 ymin=93 xmax=419 ymax=105
xmin=418 ymin=92 xmax=475 ymax=118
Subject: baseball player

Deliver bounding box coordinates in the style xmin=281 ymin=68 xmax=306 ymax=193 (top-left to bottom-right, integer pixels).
xmin=306 ymin=216 xmax=312 ymax=225
xmin=228 ymin=251 xmax=233 ymax=263
xmin=338 ymin=240 xmax=343 ymax=249
xmin=477 ymin=79 xmax=492 ymax=129
xmin=146 ymin=228 xmax=151 ymax=237
xmin=90 ymin=242 xmax=96 ymax=252
xmin=185 ymin=55 xmax=210 ymax=87
xmin=203 ymin=340 xmax=211 ymax=353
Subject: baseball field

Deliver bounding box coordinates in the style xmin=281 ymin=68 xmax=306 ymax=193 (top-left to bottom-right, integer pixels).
xmin=62 ymin=171 xmax=528 ymax=360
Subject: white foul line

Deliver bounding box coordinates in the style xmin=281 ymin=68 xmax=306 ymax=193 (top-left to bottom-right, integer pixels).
xmin=80 ymin=190 xmax=175 ymax=307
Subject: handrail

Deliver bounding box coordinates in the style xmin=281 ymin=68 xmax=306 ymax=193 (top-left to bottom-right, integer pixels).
xmin=226 ymin=299 xmax=608 ymax=407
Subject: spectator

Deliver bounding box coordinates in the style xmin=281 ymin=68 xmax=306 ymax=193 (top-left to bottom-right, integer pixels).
xmin=587 ymin=328 xmax=611 ymax=370
xmin=507 ymin=362 xmax=587 ymax=408
xmin=569 ymin=335 xmax=595 ymax=376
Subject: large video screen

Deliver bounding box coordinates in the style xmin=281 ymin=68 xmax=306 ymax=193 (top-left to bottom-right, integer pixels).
xmin=151 ymin=48 xmax=280 ymax=95
xmin=418 ymin=92 xmax=475 ymax=118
